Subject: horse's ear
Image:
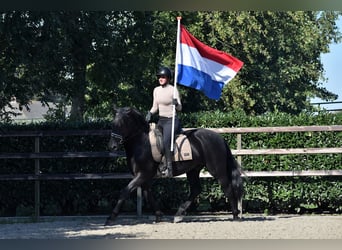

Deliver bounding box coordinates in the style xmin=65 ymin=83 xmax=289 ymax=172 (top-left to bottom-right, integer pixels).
xmin=112 ymin=104 xmax=119 ymax=116
xmin=126 ymin=107 xmax=137 ymax=117
xmin=127 ymin=107 xmax=135 ymax=114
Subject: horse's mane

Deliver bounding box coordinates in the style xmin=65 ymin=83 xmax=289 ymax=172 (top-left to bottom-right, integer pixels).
xmin=115 ymin=107 xmax=149 ymax=134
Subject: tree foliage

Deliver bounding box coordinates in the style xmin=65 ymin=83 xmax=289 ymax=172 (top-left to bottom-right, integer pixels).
xmin=181 ymin=11 xmax=341 ymax=114
xmin=0 ymin=11 xmax=341 ymax=122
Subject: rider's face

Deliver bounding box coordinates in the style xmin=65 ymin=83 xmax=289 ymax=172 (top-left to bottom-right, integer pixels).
xmin=158 ymin=75 xmax=169 ymax=86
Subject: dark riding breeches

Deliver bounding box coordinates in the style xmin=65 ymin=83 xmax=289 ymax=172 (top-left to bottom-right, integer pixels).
xmin=158 ymin=116 xmax=181 ymax=155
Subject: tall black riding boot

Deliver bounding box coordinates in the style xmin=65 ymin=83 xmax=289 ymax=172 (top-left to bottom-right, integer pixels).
xmin=161 ymin=150 xmax=173 ymax=178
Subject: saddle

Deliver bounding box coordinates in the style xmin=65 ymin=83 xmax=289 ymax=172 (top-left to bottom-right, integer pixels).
xmin=148 ymin=123 xmax=192 ymax=163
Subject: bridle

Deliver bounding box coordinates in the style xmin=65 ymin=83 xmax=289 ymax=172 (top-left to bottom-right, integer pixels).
xmin=110 ymin=128 xmax=144 ymax=144
xmin=110 ymin=110 xmax=148 ymax=144
xmin=110 ymin=132 xmax=123 ymax=145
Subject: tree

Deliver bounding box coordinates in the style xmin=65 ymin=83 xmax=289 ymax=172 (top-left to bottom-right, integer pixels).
xmin=28 ymin=11 xmax=131 ymax=121
xmin=1 ymin=11 xmax=341 ymax=121
xmin=0 ymin=11 xmax=175 ymax=121
xmin=0 ymin=11 xmax=42 ymax=121
xmin=0 ymin=11 xmax=143 ymax=121
xmin=180 ymin=11 xmax=341 ymax=114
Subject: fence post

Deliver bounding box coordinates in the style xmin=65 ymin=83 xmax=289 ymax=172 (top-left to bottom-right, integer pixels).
xmin=34 ymin=137 xmax=40 ymax=222
xmin=137 ymin=186 xmax=142 ymax=217
xmin=236 ymin=133 xmax=243 ymax=217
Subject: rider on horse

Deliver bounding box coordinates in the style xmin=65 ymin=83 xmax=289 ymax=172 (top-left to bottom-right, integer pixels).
xmin=145 ymin=66 xmax=182 ymax=178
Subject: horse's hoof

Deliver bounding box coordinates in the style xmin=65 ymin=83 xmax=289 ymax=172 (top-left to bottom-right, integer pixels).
xmin=104 ymin=216 xmax=116 ymax=226
xmin=155 ymin=214 xmax=163 ymax=223
xmin=232 ymin=215 xmax=242 ymax=221
xmin=174 ymin=216 xmax=183 ymax=223
xmin=155 ymin=211 xmax=164 ymax=223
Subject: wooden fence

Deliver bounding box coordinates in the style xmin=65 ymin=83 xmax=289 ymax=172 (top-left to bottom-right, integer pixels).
xmin=187 ymin=125 xmax=342 ymax=178
xmin=1 ymin=125 xmax=342 ymax=220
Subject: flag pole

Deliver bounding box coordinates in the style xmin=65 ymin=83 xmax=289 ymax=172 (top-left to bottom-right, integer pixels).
xmin=171 ymin=16 xmax=182 ymax=153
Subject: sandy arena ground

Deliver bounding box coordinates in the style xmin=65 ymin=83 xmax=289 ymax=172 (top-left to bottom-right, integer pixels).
xmin=0 ymin=214 xmax=341 ymax=239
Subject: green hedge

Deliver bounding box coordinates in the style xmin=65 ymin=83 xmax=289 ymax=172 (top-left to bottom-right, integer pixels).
xmin=0 ymin=111 xmax=341 ymax=216
xmin=180 ymin=110 xmax=342 ymax=214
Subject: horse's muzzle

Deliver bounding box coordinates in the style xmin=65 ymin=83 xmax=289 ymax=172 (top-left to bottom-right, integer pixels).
xmin=108 ymin=132 xmax=122 ymax=151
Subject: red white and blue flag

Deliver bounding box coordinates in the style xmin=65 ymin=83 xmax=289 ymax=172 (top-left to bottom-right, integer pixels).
xmin=176 ymin=25 xmax=244 ymax=100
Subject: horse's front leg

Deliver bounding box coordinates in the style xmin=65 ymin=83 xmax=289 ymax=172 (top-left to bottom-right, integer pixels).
xmin=105 ymin=174 xmax=145 ymax=226
xmin=142 ymin=183 xmax=164 ymax=222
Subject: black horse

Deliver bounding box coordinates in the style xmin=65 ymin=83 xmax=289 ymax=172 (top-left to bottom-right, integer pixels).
xmin=105 ymin=107 xmax=243 ymax=225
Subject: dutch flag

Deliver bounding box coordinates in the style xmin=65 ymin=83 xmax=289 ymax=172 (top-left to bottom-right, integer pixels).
xmin=176 ymin=25 xmax=244 ymax=100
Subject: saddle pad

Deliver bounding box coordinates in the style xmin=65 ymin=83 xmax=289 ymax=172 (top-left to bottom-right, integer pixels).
xmin=149 ymin=124 xmax=163 ymax=162
xmin=174 ymin=134 xmax=192 ymax=161
xmin=149 ymin=123 xmax=192 ymax=162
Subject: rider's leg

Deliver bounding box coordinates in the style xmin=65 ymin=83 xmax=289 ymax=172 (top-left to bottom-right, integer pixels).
xmin=158 ymin=117 xmax=181 ymax=178
xmin=162 ymin=147 xmax=173 ymax=177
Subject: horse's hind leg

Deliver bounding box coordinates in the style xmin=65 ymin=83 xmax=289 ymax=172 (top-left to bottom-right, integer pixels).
xmin=217 ymin=177 xmax=240 ymax=220
xmin=174 ymin=169 xmax=201 ymax=223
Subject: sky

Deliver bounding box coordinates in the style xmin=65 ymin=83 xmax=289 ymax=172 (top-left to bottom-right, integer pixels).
xmin=311 ymin=17 xmax=342 ymax=111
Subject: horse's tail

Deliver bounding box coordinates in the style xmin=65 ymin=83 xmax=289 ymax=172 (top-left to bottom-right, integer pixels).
xmin=232 ymin=158 xmax=244 ymax=200
xmin=227 ymin=145 xmax=244 ymax=201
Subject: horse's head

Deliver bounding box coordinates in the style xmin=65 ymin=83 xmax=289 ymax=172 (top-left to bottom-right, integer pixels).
xmin=108 ymin=107 xmax=149 ymax=151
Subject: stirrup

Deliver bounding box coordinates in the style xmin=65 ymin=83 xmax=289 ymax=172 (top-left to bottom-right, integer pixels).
xmin=161 ymin=161 xmax=173 ymax=178
xmin=158 ymin=158 xmax=166 ymax=171
xmin=161 ymin=168 xmax=173 ymax=178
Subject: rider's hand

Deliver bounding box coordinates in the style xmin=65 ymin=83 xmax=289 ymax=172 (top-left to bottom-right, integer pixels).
xmin=173 ymin=98 xmax=178 ymax=107
xmin=145 ymin=111 xmax=152 ymax=123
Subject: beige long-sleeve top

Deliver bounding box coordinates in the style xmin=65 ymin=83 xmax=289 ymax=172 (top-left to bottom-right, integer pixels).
xmin=149 ymin=84 xmax=182 ymax=118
